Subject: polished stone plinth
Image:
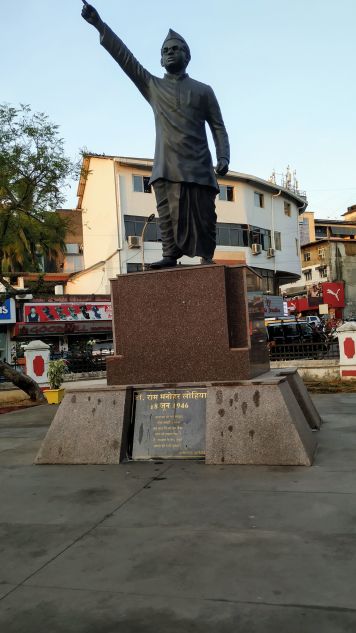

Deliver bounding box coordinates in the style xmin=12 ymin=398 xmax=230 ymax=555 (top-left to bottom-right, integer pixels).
xmin=107 ymin=264 xmax=269 ymax=386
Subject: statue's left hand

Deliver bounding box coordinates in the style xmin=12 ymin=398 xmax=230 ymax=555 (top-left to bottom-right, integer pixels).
xmin=215 ymin=158 xmax=229 ymax=176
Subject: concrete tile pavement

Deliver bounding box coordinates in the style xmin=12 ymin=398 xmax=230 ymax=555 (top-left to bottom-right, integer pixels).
xmin=0 ymin=394 xmax=356 ymax=632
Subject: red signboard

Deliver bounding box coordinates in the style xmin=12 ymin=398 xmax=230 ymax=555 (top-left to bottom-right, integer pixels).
xmin=24 ymin=302 xmax=112 ymax=323
xmin=287 ymin=282 xmax=345 ymax=313
xmin=287 ymin=297 xmax=309 ymax=313
xmin=322 ymin=283 xmax=345 ymax=308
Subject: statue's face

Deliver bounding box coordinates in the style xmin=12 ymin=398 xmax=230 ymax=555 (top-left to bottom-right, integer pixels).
xmin=161 ymin=38 xmax=189 ymax=73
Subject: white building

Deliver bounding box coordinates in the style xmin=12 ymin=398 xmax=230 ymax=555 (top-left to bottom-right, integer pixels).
xmin=65 ymin=155 xmax=306 ymax=296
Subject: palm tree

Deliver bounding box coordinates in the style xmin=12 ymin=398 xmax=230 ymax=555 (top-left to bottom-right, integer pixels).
xmin=0 ymin=208 xmax=67 ymax=273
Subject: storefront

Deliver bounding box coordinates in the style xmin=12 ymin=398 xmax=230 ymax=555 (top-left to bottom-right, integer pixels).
xmin=12 ymin=300 xmax=113 ymax=355
xmin=287 ymin=282 xmax=345 ymax=319
xmin=0 ymin=298 xmax=16 ymax=362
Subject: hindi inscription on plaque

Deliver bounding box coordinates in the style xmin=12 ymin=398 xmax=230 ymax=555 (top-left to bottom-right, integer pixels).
xmin=131 ymin=388 xmax=207 ymax=459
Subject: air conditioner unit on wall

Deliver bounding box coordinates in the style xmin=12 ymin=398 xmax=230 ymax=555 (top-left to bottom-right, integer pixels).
xmin=251 ymin=243 xmax=262 ymax=255
xmin=267 ymin=248 xmax=275 ymax=258
xmin=127 ymin=235 xmax=141 ymax=249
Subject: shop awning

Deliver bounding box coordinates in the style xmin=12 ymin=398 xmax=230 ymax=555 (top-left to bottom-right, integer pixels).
xmin=283 ymin=285 xmax=306 ymax=297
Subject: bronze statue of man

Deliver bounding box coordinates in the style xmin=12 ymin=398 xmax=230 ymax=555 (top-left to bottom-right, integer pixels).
xmin=81 ymin=2 xmax=230 ymax=268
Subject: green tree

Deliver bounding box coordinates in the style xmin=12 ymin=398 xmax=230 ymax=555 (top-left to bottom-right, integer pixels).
xmin=0 ymin=103 xmax=77 ymax=280
xmin=0 ymin=103 xmax=78 ymax=400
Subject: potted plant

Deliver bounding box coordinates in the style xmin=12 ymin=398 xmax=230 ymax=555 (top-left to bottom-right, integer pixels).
xmin=44 ymin=359 xmax=67 ymax=404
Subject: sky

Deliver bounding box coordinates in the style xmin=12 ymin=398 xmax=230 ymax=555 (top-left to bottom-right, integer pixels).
xmin=2 ymin=0 xmax=356 ymax=218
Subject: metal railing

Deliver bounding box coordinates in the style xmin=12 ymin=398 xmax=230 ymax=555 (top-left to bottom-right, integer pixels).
xmin=269 ymin=340 xmax=339 ymax=361
xmin=51 ymin=350 xmax=114 ymax=374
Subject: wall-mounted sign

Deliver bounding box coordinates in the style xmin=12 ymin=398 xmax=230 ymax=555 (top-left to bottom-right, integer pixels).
xmin=264 ymin=295 xmax=284 ymax=318
xmin=24 ymin=302 xmax=112 ymax=323
xmin=322 ymin=282 xmax=345 ymax=308
xmin=319 ymin=304 xmax=329 ymax=315
xmin=0 ymin=298 xmax=16 ymax=324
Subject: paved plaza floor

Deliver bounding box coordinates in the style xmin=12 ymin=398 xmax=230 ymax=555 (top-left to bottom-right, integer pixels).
xmin=0 ymin=393 xmax=356 ymax=632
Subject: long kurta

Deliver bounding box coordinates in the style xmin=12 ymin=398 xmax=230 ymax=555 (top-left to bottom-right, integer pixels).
xmin=100 ymin=25 xmax=230 ymax=191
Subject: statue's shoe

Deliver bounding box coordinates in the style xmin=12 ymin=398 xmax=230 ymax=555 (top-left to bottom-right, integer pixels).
xmin=200 ymin=257 xmax=215 ymax=265
xmin=149 ymin=257 xmax=177 ymax=269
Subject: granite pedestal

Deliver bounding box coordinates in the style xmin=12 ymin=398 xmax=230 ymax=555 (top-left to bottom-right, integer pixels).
xmin=107 ymin=265 xmax=269 ymax=385
xmin=36 ymin=266 xmax=319 ymax=466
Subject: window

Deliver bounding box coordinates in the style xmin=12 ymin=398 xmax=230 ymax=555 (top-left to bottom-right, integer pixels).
xmin=303 ymin=252 xmax=311 ymax=261
xmin=284 ymin=201 xmax=291 ymax=217
xmin=65 ymin=243 xmax=80 ymax=254
xmin=254 ymin=192 xmax=264 ymax=208
xmin=261 ymin=229 xmax=271 ymax=250
xmin=304 ymin=270 xmax=312 ymax=281
xmin=132 ymin=175 xmax=152 ymax=193
xmin=318 ymin=266 xmax=328 ymax=278
xmin=216 ymin=223 xmax=249 ymax=247
xmin=249 ymin=226 xmax=271 ymax=250
xmin=127 ymin=263 xmax=144 ymax=273
xmin=318 ymin=247 xmax=326 ymax=259
xmin=274 ymin=231 xmax=281 ymax=251
xmin=315 ymin=226 xmax=327 ymax=239
xmin=219 ymin=185 xmax=234 ymax=201
xmin=63 ymin=255 xmax=84 ymax=273
xmin=124 ymin=215 xmax=161 ymax=241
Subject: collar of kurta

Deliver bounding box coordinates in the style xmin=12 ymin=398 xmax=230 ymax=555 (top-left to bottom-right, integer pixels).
xmin=164 ymin=72 xmax=189 ymax=81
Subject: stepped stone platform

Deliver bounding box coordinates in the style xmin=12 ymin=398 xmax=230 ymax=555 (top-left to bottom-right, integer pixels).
xmin=35 ymin=266 xmax=319 ymax=467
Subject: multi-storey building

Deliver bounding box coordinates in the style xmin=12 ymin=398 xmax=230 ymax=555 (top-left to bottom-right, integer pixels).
xmin=299 ymin=209 xmax=356 ymax=245
xmin=282 ymin=207 xmax=356 ymax=320
xmin=65 ymin=154 xmax=307 ymax=296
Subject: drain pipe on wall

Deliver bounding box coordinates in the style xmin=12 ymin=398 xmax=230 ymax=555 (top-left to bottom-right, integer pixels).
xmin=271 ymin=190 xmax=282 ymax=285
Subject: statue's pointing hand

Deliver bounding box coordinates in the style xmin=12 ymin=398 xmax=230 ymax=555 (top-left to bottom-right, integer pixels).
xmin=215 ymin=158 xmax=229 ymax=177
xmin=81 ymin=1 xmax=102 ymax=28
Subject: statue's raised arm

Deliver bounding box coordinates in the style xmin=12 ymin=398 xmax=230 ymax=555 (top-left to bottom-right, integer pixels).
xmin=81 ymin=1 xmax=151 ymax=100
xmin=81 ymin=2 xmax=103 ymax=31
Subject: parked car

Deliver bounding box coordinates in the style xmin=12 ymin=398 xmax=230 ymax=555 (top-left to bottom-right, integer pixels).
xmin=305 ymin=315 xmax=322 ymax=327
xmin=267 ymin=320 xmax=327 ymax=348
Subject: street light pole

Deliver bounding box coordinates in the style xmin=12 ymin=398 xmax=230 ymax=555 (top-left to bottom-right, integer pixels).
xmin=141 ymin=214 xmax=156 ymax=271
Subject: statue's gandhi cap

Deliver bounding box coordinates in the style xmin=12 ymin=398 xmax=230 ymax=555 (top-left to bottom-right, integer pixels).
xmin=161 ymin=29 xmax=191 ymax=60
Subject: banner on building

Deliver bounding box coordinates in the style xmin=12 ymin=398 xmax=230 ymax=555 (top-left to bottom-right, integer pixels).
xmin=307 ymin=283 xmax=323 ymax=306
xmin=24 ymin=302 xmax=112 ymax=323
xmin=0 ymin=298 xmax=16 ymax=324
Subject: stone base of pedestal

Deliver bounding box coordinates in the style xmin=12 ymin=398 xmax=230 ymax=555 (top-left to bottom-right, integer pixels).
xmin=35 ymin=373 xmax=317 ymax=466
xmin=205 ymin=376 xmax=317 ymax=466
xmin=35 ymin=387 xmax=132 ymax=465
xmin=270 ymin=368 xmax=322 ymax=430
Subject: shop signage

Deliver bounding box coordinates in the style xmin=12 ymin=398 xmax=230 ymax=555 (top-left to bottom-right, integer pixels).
xmin=287 ymin=282 xmax=345 ymax=313
xmin=264 ymin=296 xmax=284 ymax=318
xmin=24 ymin=302 xmax=112 ymax=323
xmin=14 ymin=321 xmax=113 ymax=337
xmin=0 ymin=298 xmax=16 ymax=324
xmin=322 ymin=282 xmax=345 ymax=308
